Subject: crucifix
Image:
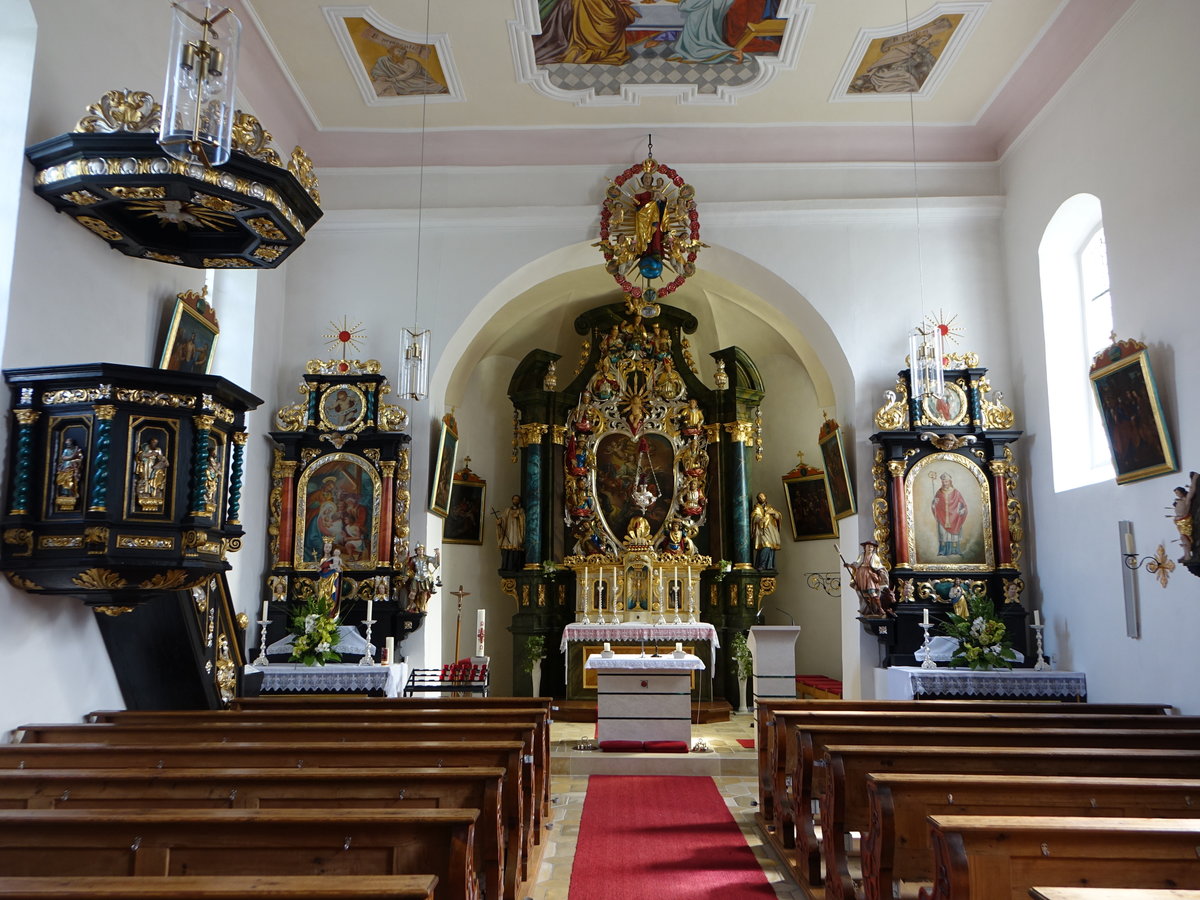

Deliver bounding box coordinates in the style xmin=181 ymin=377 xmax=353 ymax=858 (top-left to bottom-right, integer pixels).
xmin=450 ymin=584 xmax=471 ymax=661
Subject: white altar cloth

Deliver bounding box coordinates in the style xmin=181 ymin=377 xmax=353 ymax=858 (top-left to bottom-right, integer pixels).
xmin=562 ymin=623 xmax=719 ymax=668
xmin=885 ymin=666 xmax=1086 ymax=701
xmin=247 ymin=662 xmax=408 ymax=698
xmin=585 ymin=653 xmax=706 ymax=672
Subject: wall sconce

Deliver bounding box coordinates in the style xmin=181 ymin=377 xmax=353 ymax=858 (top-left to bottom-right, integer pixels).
xmin=805 ymin=572 xmax=841 ymax=597
xmin=1123 ymin=541 xmax=1175 ymax=588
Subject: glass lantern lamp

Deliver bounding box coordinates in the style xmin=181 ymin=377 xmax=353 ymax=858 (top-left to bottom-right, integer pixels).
xmin=908 ymin=326 xmax=946 ymax=404
xmin=399 ymin=328 xmax=431 ymax=400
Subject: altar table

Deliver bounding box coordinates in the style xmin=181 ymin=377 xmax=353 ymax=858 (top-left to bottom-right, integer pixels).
xmin=884 ymin=666 xmax=1087 ymax=702
xmin=562 ymin=623 xmax=719 ymax=700
xmin=586 ymin=653 xmax=706 ymax=744
xmin=248 ymin=662 xmax=409 ymax=698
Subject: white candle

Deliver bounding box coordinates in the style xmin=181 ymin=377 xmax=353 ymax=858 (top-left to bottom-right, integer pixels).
xmin=476 ymin=609 xmax=486 ymax=657
xmin=922 ymin=607 xmax=930 ymax=626
xmin=603 ymin=642 xmax=611 ymax=652
xmin=385 ymin=636 xmax=395 ymax=662
xmin=675 ymin=642 xmax=683 ymax=653
xmin=1123 ymin=531 xmax=1135 ymax=554
xmin=366 ymin=597 xmax=373 ymax=622
xmin=261 ymin=599 xmax=269 ymax=622
xmin=1034 ymin=610 xmax=1041 ymax=627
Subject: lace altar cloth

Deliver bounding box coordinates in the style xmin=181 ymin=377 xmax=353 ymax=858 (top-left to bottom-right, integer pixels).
xmin=247 ymin=662 xmax=408 ymax=697
xmin=887 ymin=665 xmax=1086 ymax=700
xmin=584 ymin=653 xmax=706 ymax=671
xmin=561 ymin=623 xmax=719 ymax=667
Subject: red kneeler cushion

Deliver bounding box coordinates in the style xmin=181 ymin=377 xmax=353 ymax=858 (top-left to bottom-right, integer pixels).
xmin=643 ymin=740 xmax=689 ymax=753
xmin=598 ymin=740 xmax=644 ymax=752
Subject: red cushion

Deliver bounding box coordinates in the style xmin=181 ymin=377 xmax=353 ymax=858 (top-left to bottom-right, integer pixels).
xmin=643 ymin=740 xmax=689 ymax=753
xmin=598 ymin=740 xmax=644 ymax=752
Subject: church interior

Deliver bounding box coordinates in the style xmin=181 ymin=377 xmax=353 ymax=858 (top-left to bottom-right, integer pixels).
xmin=1 ymin=0 xmax=1199 ymax=896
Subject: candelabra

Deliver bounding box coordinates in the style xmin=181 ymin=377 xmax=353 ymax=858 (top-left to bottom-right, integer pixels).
xmin=253 ymin=617 xmax=271 ymax=667
xmin=1030 ymin=623 xmax=1050 ymax=671
xmin=918 ymin=622 xmax=937 ymax=669
xmin=359 ymin=617 xmax=376 ymax=666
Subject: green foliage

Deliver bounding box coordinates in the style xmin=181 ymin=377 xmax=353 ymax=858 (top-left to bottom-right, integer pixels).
xmin=521 ymin=634 xmax=546 ymax=673
xmin=731 ymin=631 xmax=753 ymax=679
xmin=288 ymin=593 xmax=342 ymax=666
xmin=938 ymin=595 xmax=1016 ymax=670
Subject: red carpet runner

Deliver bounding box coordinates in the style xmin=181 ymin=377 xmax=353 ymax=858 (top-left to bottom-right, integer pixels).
xmin=568 ymin=775 xmax=777 ymax=899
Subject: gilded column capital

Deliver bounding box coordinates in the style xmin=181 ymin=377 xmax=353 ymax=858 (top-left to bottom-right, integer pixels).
xmin=93 ymin=404 xmax=117 ymax=420
xmin=13 ymin=409 xmax=40 ymax=425
xmin=886 ymin=459 xmax=907 ymax=478
xmin=516 ymin=423 xmax=549 ymax=447
xmin=551 ymin=425 xmax=567 ymax=445
xmin=724 ymin=421 xmax=754 ymax=443
xmin=194 ymin=414 xmax=215 ymax=431
xmin=232 ymin=431 xmax=248 ymax=446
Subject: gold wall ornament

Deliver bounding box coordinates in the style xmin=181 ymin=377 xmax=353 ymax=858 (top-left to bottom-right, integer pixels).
xmin=74 ymin=216 xmax=123 ymax=242
xmin=139 ymin=569 xmax=191 ymax=590
xmin=275 ymin=398 xmax=308 ymax=432
xmin=978 ymin=375 xmax=1016 ymax=430
xmin=252 ymin=245 xmax=285 ymax=262
xmin=72 ymin=568 xmax=129 ymax=590
xmin=1001 ymin=577 xmax=1025 ymax=604
xmin=287 ymin=146 xmax=322 ymax=206
xmin=874 ymin=382 xmax=910 ymax=431
xmin=681 ymin=337 xmax=699 ymax=375
xmin=760 ymin=577 xmax=777 ymax=597
xmin=38 ymin=535 xmax=83 ymax=550
xmin=551 ymin=425 xmax=567 ymax=446
xmin=203 ymin=258 xmax=254 ymax=268
xmin=230 ymin=112 xmax=282 ymax=166
xmin=64 ymin=190 xmax=102 ymax=205
xmin=83 ymin=527 xmax=109 ymax=553
xmin=115 ymin=388 xmax=196 ymax=409
xmin=521 ymin=584 xmax=530 ymax=607
xmin=574 ymin=339 xmax=591 ymax=376
xmin=13 ymin=409 xmax=40 ymax=426
xmin=378 ymin=403 xmax=407 ymax=432
xmin=3 ymin=529 xmax=34 ymax=556
xmin=235 ymin=612 xmax=249 ymax=630
xmin=94 ymin=605 xmax=135 ymax=617
xmin=75 ymin=89 xmax=161 ymax=133
xmin=886 ymin=459 xmax=907 ymax=478
xmin=5 ymin=572 xmax=44 ymax=591
xmin=108 ymin=185 xmax=166 ymax=200
xmin=724 ymin=421 xmax=754 ymax=444
xmin=516 ymin=423 xmax=549 ymax=447
xmin=945 ymin=351 xmax=981 ymax=368
xmin=43 ymin=387 xmax=111 ymax=405
xmin=116 ymin=535 xmax=174 ymax=551
xmin=215 ymin=633 xmax=237 ymax=705
xmin=921 ymin=432 xmax=977 ymax=452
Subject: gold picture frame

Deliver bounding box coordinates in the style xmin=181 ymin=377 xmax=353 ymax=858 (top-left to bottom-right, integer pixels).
xmin=443 ymin=462 xmax=486 ymax=545
xmin=783 ymin=470 xmax=838 ymax=542
xmin=818 ymin=417 xmax=856 ymax=520
xmin=159 ymin=294 xmax=219 ymax=374
xmin=904 ymin=451 xmax=995 ymax=572
xmin=428 ymin=412 xmax=459 ymax=518
xmin=1090 ymin=343 xmax=1178 ymax=484
xmin=919 ymin=380 xmax=968 ymax=427
xmin=318 ymin=384 xmax=367 ymax=432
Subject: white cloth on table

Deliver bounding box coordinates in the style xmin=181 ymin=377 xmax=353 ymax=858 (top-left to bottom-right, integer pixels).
xmin=886 ymin=665 xmax=1085 ymax=700
xmin=584 ymin=652 xmax=706 ymax=671
xmin=245 ymin=662 xmax=408 ymax=698
xmin=266 ymin=625 xmax=374 ymax=658
xmin=561 ymin=623 xmax=719 ymax=669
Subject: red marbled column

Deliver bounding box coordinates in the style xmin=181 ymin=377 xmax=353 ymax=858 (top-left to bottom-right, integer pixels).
xmin=991 ymin=462 xmax=1013 ymax=567
xmin=380 ymin=463 xmax=395 ymax=564
xmin=889 ymin=461 xmax=910 ymax=566
xmin=278 ymin=467 xmax=295 ymax=566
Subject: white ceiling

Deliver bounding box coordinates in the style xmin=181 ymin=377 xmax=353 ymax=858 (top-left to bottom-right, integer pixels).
xmin=230 ymin=0 xmax=1134 ymax=168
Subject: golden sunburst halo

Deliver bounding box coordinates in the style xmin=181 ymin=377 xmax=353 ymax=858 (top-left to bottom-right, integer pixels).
xmin=324 ymin=317 xmax=366 ymax=359
xmin=125 ymin=199 xmax=234 ymax=231
xmin=923 ymin=310 xmax=964 ymax=346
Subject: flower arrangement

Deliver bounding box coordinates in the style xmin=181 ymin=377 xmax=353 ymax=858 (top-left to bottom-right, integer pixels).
xmin=938 ymin=595 xmax=1016 ymax=670
xmin=521 ymin=634 xmax=546 ymax=673
xmin=731 ymin=631 xmax=753 ymax=679
xmin=288 ymin=592 xmax=342 ymax=666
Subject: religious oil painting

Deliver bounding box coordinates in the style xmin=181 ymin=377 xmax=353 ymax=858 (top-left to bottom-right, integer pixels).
xmin=845 ymin=13 xmax=963 ymax=94
xmin=295 ymin=453 xmax=381 ymax=569
xmin=594 ymin=431 xmax=674 ymax=542
xmin=429 ymin=413 xmax=459 ymax=518
xmin=516 ymin=0 xmax=812 ymax=106
xmin=443 ymin=467 xmax=487 ymax=546
xmin=919 ymin=381 xmax=968 ymax=427
xmin=159 ymin=296 xmax=218 ymax=375
xmin=329 ymin=11 xmax=461 ymax=104
xmin=1090 ymin=345 xmax=1178 ymax=484
xmin=818 ymin=416 xmax=856 ymax=519
xmin=318 ymin=384 xmax=366 ymax=432
xmin=782 ymin=471 xmax=837 ymax=542
xmin=905 ymin=451 xmax=994 ymax=572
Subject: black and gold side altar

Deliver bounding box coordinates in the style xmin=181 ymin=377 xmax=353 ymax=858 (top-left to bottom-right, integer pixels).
xmin=1 ymin=363 xmax=261 ymax=708
xmin=867 ymin=350 xmax=1031 ymax=666
xmin=506 ymin=299 xmax=773 ymax=706
xmin=261 ymin=358 xmax=419 ymax=661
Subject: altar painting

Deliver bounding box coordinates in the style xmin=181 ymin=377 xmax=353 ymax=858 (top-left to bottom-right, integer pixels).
xmin=594 ymin=432 xmax=674 ymax=541
xmin=905 ymin=452 xmax=994 ymax=572
xmin=296 ymin=454 xmax=381 ymax=568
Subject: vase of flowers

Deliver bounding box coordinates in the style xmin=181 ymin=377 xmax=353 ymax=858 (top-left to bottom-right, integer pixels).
xmin=522 ymin=634 xmax=546 ymax=697
xmin=288 ymin=591 xmax=342 ymax=666
xmin=731 ymin=631 xmax=752 ymax=713
xmin=938 ymin=595 xmax=1016 ymax=670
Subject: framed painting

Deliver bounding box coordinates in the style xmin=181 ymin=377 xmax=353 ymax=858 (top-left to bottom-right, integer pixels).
xmin=443 ymin=461 xmax=486 ymax=545
xmin=159 ymin=292 xmax=219 ymax=374
xmin=294 ymin=452 xmax=382 ymax=568
xmin=428 ymin=412 xmax=458 ymax=518
xmin=783 ymin=471 xmax=837 ymax=542
xmin=904 ymin=451 xmax=995 ymax=572
xmin=818 ymin=416 xmax=856 ymax=519
xmin=1090 ymin=342 xmax=1178 ymax=484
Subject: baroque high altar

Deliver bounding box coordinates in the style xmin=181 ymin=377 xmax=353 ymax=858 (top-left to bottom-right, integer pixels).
xmin=505 ymin=299 xmax=770 ymax=705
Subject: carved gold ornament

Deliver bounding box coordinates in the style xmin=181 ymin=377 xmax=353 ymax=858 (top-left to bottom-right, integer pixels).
xmin=75 ymin=216 xmax=123 ymax=241
xmin=94 ymin=605 xmax=135 ymax=617
xmin=979 ymin=375 xmax=1016 ymax=430
xmin=75 ymin=90 xmax=161 ymax=133
xmin=3 ymin=529 xmax=33 ymax=556
xmin=72 ymin=568 xmax=129 ymax=590
xmin=287 ymin=146 xmax=322 ymax=206
xmin=139 ymin=570 xmax=191 ymax=590
xmin=5 ymin=572 xmax=43 ymax=591
xmin=874 ymin=381 xmax=910 ymax=431
xmin=231 ymin=112 xmax=282 ymax=166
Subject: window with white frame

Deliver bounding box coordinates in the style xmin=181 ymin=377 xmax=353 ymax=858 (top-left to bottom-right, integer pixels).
xmin=1039 ymin=194 xmax=1115 ymax=491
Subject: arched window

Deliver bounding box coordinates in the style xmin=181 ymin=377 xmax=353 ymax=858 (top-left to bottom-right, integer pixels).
xmin=1038 ymin=194 xmax=1115 ymax=491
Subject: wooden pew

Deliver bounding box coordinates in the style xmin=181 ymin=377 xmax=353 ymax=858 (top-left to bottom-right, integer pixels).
xmin=819 ymin=745 xmax=1200 ymax=900
xmin=0 ymin=767 xmax=506 ymax=900
xmin=0 ymin=741 xmax=525 ymax=900
xmin=15 ymin=719 xmax=540 ymax=885
xmin=866 ymin=774 xmax=1200 ymax=900
xmin=0 ymin=875 xmax=440 ymax=899
xmin=754 ymin=700 xmax=1173 ymax=837
xmin=925 ymin=815 xmax=1200 ymax=900
xmin=87 ymin=706 xmax=553 ymax=831
xmin=768 ymin=709 xmax=1200 ymax=851
xmin=0 ymin=809 xmax=477 ymax=900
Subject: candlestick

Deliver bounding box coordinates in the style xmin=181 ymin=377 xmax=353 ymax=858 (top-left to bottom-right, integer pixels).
xmin=918 ymin=622 xmax=937 ymax=669
xmin=1033 ymin=609 xmax=1041 ymax=628
xmin=1032 ymin=624 xmax=1050 ymax=671
xmin=366 ymin=597 xmax=373 ymax=623
xmin=261 ymin=599 xmax=269 ymax=623
xmin=922 ymin=607 xmax=930 ymax=626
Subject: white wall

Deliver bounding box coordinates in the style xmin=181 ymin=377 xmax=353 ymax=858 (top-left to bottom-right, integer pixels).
xmin=1001 ymin=0 xmax=1200 ymax=712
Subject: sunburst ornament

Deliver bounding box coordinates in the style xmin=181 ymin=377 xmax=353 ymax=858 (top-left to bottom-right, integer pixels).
xmin=324 ymin=318 xmax=366 ymax=370
xmin=125 ymin=199 xmax=235 ymax=231
xmin=922 ymin=311 xmax=964 ymax=347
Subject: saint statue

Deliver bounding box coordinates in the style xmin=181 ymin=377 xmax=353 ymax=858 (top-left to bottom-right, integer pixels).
xmin=315 ymin=539 xmax=343 ymax=617
xmin=202 ymin=444 xmax=222 ymax=517
xmin=750 ymin=491 xmax=782 ymax=570
xmin=54 ymin=436 xmax=84 ymax=510
xmin=133 ymin=437 xmax=170 ymax=512
xmin=405 ymin=544 xmax=442 ymax=612
xmin=496 ymin=494 xmax=527 ymax=571
xmin=843 ymin=540 xmax=889 ymax=616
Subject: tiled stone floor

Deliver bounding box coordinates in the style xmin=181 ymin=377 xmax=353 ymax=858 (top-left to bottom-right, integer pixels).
xmin=527 ymin=713 xmax=805 ymax=900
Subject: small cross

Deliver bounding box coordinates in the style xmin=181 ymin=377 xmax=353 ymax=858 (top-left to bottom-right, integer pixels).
xmin=450 ymin=585 xmax=471 ymax=611
xmin=796 ymin=450 xmax=807 ymax=465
